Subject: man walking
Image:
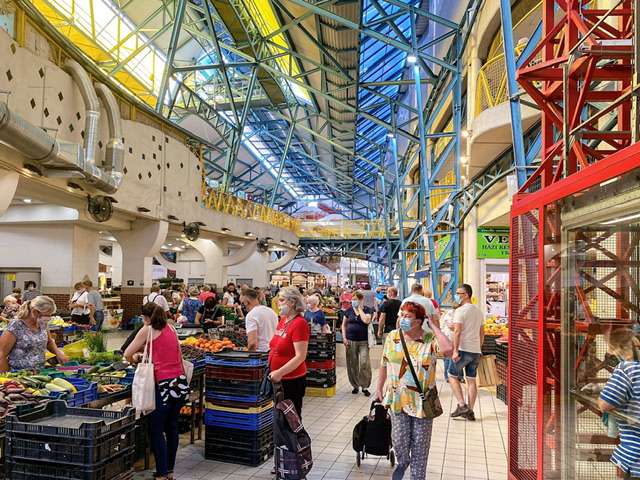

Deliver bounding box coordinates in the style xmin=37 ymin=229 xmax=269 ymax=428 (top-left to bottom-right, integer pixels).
xmin=401 ymin=283 xmax=438 ymax=327
xmin=377 ymin=287 xmax=401 ymax=339
xmin=449 ymin=284 xmax=484 ymax=421
xmin=241 ymin=288 xmax=278 ymax=352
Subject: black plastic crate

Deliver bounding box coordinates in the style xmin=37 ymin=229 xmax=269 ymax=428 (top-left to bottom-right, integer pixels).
xmin=205 ymin=378 xmax=262 ymax=397
xmin=205 ymin=441 xmax=272 ymax=467
xmin=5 ymin=426 xmax=134 ymax=465
xmin=6 ymin=401 xmax=135 ymax=442
xmin=497 ymin=383 xmax=508 ymax=405
xmin=496 ymin=342 xmax=508 ymax=363
xmin=205 ymin=365 xmax=266 ymax=382
xmin=133 ymin=418 xmax=148 ymax=462
xmin=309 ymin=332 xmax=335 ymax=344
xmin=6 ymin=446 xmax=134 ymax=480
xmin=306 ymin=369 xmax=336 ymax=388
xmin=481 ymin=335 xmax=501 ymax=355
xmin=205 ymin=424 xmax=272 ymax=451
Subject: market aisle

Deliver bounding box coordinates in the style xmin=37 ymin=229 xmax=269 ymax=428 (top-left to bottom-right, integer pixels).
xmin=133 ymin=343 xmax=508 ymax=480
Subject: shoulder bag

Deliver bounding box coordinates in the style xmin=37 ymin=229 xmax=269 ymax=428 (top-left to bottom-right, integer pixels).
xmin=398 ymin=330 xmax=443 ymax=419
xmin=171 ymin=326 xmax=194 ymax=383
xmin=132 ymin=327 xmax=156 ymax=418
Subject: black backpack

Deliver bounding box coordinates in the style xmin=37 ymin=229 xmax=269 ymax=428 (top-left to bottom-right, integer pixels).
xmin=352 ymin=401 xmax=392 ymax=457
xmin=273 ymin=392 xmax=313 ymax=479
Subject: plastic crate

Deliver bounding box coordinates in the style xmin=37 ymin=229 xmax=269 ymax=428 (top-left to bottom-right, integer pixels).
xmin=481 ymin=335 xmax=501 ymax=356
xmin=205 ymin=378 xmax=262 ymax=397
xmin=5 ymin=425 xmax=134 ymax=465
xmin=206 ymin=397 xmax=271 ymax=410
xmin=205 ymin=400 xmax=273 ymax=414
xmin=205 ymin=351 xmax=268 ymax=368
xmin=305 ymin=385 xmax=336 ymax=397
xmin=306 ymin=376 xmax=336 ymax=389
xmin=205 ymin=365 xmax=266 ymax=382
xmin=205 ymin=424 xmax=272 ymax=451
xmin=204 ymin=408 xmax=273 ymax=430
xmin=66 ymin=378 xmax=99 ymax=407
xmin=309 ymin=332 xmax=335 ymax=344
xmin=205 ymin=441 xmax=272 ymax=467
xmin=306 ymin=359 xmax=335 ymax=370
xmin=306 ymin=349 xmax=335 ymax=360
xmin=496 ymin=342 xmax=508 ymax=363
xmin=6 ymin=400 xmax=135 ymax=441
xmin=6 ymin=447 xmax=134 ymax=480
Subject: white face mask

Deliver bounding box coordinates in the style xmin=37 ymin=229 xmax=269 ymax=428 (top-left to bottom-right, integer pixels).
xmin=280 ymin=304 xmax=290 ymax=316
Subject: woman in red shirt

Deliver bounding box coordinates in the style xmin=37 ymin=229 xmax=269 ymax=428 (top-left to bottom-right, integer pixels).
xmin=269 ymin=286 xmax=310 ymax=417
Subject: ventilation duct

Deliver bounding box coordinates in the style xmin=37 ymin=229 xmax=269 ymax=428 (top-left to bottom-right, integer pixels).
xmin=0 ymin=62 xmax=124 ymax=194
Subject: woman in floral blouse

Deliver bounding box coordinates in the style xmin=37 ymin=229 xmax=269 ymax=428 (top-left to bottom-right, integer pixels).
xmin=375 ymin=301 xmax=443 ymax=480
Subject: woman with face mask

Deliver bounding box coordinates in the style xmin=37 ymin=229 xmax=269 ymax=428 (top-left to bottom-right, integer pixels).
xmin=375 ymin=301 xmax=446 ymax=480
xmin=268 ymin=286 xmax=310 ymax=417
xmin=0 ymin=296 xmax=68 ymax=371
xmin=341 ymin=291 xmax=374 ymax=396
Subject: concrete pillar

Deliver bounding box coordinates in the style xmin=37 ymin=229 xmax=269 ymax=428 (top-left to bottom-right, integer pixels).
xmin=187 ymin=238 xmax=227 ymax=288
xmin=0 ymin=169 xmax=19 ymax=217
xmin=463 ymin=207 xmax=481 ymax=296
xmin=113 ymin=220 xmax=168 ymax=321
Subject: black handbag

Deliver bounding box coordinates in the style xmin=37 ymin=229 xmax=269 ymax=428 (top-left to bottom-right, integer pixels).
xmin=398 ymin=330 xmax=443 ymax=419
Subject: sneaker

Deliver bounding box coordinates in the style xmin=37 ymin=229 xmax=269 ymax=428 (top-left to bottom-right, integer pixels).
xmin=451 ymin=404 xmax=470 ymax=418
xmin=464 ymin=410 xmax=476 ymax=421
xmin=362 ymin=389 xmax=371 ymax=397
xmin=352 ymin=388 xmax=359 ymax=394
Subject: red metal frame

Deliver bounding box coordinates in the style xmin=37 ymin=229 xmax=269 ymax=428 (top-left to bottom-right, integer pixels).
xmin=508 ymin=1 xmax=636 ymax=479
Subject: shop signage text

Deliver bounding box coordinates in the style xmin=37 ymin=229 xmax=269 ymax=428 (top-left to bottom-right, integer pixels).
xmin=477 ymin=228 xmax=510 ymax=259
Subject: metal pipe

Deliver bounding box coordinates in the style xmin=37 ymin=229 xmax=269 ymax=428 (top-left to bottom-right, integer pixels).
xmin=64 ymin=58 xmax=100 ymax=167
xmin=94 ymin=83 xmax=124 ymax=174
xmin=0 ymin=102 xmax=59 ymax=163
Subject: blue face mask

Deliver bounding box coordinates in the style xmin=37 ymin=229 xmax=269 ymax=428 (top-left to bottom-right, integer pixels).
xmin=351 ymin=300 xmax=360 ymax=309
xmin=454 ymin=294 xmax=461 ymax=304
xmin=399 ymin=317 xmax=413 ymax=331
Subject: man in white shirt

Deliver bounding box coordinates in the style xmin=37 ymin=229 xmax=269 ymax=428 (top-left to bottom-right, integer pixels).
xmin=401 ymin=283 xmax=439 ymax=327
xmin=240 ymin=288 xmax=278 ymax=352
xmin=449 ymin=283 xmax=484 ymax=421
xmin=143 ymin=284 xmax=170 ymax=312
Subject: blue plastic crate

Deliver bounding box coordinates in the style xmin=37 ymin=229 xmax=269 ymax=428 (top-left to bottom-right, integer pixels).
xmin=205 ymin=351 xmax=268 ymax=368
xmin=65 ymin=377 xmax=98 ymax=407
xmin=205 ymin=392 xmax=269 ymax=404
xmin=204 ymin=409 xmax=273 ymax=430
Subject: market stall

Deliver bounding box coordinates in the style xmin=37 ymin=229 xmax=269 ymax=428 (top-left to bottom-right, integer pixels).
xmin=270 ymin=258 xmax=336 ymax=290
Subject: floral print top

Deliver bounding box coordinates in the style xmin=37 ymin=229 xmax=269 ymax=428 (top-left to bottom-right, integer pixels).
xmin=6 ymin=319 xmax=48 ymax=370
xmin=381 ymin=329 xmax=437 ymax=418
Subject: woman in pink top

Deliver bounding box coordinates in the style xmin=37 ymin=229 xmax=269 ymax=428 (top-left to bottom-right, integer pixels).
xmin=125 ymin=303 xmax=189 ymax=480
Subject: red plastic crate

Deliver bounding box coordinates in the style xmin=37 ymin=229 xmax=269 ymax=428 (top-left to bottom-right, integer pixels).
xmin=306 ymin=360 xmax=335 ymax=370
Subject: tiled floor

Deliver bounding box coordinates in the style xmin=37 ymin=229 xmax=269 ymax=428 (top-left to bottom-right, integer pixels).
xmin=135 ymin=344 xmax=508 ymax=480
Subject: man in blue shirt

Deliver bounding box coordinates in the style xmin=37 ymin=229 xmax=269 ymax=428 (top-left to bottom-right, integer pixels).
xmin=598 ymin=328 xmax=640 ymax=479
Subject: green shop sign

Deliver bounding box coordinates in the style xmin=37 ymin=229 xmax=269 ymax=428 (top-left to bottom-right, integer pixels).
xmin=477 ymin=228 xmax=510 ymax=259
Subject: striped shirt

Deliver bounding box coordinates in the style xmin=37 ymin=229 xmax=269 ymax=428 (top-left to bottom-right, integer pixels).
xmin=600 ymin=361 xmax=640 ymax=477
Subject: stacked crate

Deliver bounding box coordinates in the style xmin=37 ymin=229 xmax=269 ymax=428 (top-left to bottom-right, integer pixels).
xmin=204 ymin=351 xmax=273 ymax=466
xmin=306 ymin=332 xmax=336 ymax=397
xmin=496 ymin=342 xmax=508 ymax=404
xmin=5 ymin=400 xmax=135 ymax=479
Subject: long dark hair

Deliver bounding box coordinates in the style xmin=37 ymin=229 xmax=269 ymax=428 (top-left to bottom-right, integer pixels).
xmin=142 ymin=302 xmax=167 ymax=330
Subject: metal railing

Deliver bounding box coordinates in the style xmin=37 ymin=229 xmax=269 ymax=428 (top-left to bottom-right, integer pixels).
xmin=298 ymin=219 xmax=389 ymax=240
xmin=475 ymin=1 xmax=541 ymax=117
xmin=201 ymin=187 xmax=301 ymax=234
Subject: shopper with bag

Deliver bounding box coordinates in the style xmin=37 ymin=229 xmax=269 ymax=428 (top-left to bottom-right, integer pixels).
xmin=341 ymin=291 xmax=374 ymax=396
xmin=124 ymin=303 xmax=191 ymax=480
xmin=375 ymin=301 xmax=446 ymax=480
xmin=268 ymin=286 xmax=310 ymax=418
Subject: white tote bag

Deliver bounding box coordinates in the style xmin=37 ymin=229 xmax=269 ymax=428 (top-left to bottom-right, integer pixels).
xmin=367 ymin=322 xmax=377 ymax=348
xmin=171 ymin=326 xmax=194 ymax=383
xmin=132 ymin=327 xmax=156 ymax=418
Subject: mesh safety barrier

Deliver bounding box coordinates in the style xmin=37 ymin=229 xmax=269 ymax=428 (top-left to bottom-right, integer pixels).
xmin=509 ymin=210 xmax=539 ymax=479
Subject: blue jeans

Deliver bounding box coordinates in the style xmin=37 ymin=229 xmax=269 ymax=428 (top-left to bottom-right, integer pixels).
xmin=448 ymin=351 xmax=482 ymax=378
xmin=148 ymin=387 xmax=184 ymax=476
xmin=94 ymin=310 xmax=105 ymax=331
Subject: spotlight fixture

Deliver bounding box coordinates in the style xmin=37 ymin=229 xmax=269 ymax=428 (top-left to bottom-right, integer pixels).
xmin=407 ymin=54 xmax=417 ymax=64
xmin=245 ymin=232 xmax=254 ymax=237
xmin=67 ymin=182 xmax=84 ymax=192
xmin=137 ymin=206 xmax=151 ymax=213
xmin=265 ymin=236 xmax=273 ymax=241
xmin=22 ymin=198 xmax=32 ymax=204
xmin=22 ymin=164 xmax=42 ymax=176
xmin=167 ymin=214 xmax=179 ymax=221
xmin=221 ymin=227 xmax=231 ymax=232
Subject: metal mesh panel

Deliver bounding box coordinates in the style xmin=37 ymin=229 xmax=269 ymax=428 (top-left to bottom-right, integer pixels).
xmin=509 ymin=209 xmax=539 ymax=479
xmin=565 ymin=226 xmax=640 ymax=480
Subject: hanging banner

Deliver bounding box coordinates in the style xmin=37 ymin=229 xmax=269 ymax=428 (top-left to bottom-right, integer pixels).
xmin=435 ymin=234 xmax=451 ymax=261
xmin=477 ymin=227 xmax=510 ymax=259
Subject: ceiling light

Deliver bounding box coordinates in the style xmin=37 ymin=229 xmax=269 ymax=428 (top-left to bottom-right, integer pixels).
xmin=221 ymin=227 xmax=231 ymax=232
xmin=407 ymin=54 xmax=417 ymax=64
xmin=245 ymin=232 xmax=254 ymax=237
xmin=387 ymin=133 xmax=394 ymax=139
xmin=22 ymin=198 xmax=32 ymax=204
xmin=602 ymin=212 xmax=640 ymax=225
xmin=167 ymin=243 xmax=172 ymax=246
xmin=180 ymin=234 xmax=186 ymax=238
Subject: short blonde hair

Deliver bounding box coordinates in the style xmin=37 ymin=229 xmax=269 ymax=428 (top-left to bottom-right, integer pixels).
xmin=3 ymin=295 xmax=17 ymax=306
xmin=279 ymin=286 xmax=305 ymax=314
xmin=17 ymin=295 xmax=56 ymax=319
xmin=307 ymin=294 xmax=320 ymax=307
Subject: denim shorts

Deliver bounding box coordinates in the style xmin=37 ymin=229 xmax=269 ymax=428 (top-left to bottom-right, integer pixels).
xmin=448 ymin=351 xmax=482 ymax=378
